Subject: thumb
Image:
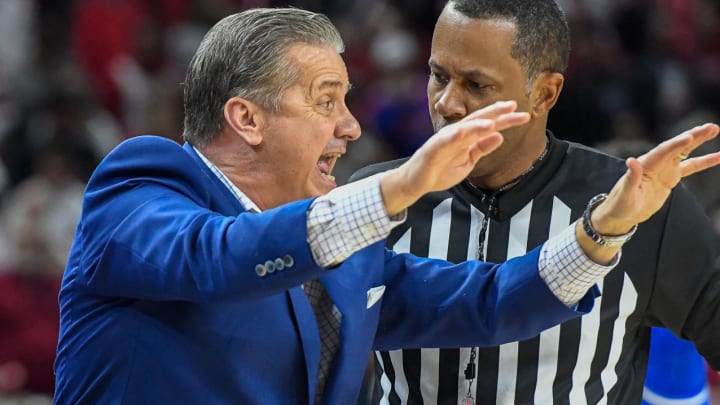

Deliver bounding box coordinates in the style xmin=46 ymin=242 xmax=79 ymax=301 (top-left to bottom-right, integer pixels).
xmin=623 ymin=157 xmax=644 ymax=190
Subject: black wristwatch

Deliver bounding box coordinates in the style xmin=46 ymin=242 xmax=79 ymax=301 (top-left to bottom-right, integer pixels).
xmin=582 ymin=193 xmax=638 ymax=247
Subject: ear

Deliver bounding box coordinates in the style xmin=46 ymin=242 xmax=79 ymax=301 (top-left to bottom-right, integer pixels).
xmin=529 ymin=72 xmax=564 ymax=118
xmin=224 ymin=97 xmax=265 ymax=146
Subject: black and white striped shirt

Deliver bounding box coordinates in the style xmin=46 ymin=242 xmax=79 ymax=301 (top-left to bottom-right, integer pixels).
xmin=352 ymin=134 xmax=720 ymax=404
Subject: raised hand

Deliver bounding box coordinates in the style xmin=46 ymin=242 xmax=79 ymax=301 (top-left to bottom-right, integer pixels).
xmin=380 ymin=101 xmax=530 ymax=216
xmin=592 ymin=123 xmax=720 ymax=235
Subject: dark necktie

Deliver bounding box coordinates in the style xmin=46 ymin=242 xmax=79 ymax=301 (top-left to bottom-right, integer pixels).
xmin=303 ymin=279 xmax=342 ymax=404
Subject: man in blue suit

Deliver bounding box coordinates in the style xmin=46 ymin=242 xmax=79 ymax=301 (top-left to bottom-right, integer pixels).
xmin=53 ymin=7 xmax=720 ymax=405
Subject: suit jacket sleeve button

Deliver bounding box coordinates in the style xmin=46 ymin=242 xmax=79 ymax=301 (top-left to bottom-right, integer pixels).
xmin=282 ymin=255 xmax=294 ymax=268
xmin=255 ymin=264 xmax=267 ymax=277
xmin=274 ymin=258 xmax=285 ymax=271
xmin=264 ymin=260 xmax=276 ymax=274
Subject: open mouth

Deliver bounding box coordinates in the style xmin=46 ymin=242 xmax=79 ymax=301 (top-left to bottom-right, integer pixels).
xmin=317 ymin=152 xmax=342 ymax=182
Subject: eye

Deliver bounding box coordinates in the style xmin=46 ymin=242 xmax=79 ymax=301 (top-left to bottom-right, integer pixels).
xmin=468 ymin=82 xmax=494 ymax=96
xmin=468 ymin=81 xmax=489 ymax=91
xmin=318 ymin=100 xmax=335 ymax=110
xmin=429 ymin=71 xmax=449 ymax=85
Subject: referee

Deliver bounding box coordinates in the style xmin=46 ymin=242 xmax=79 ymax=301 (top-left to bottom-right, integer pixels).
xmin=352 ymin=0 xmax=720 ymax=403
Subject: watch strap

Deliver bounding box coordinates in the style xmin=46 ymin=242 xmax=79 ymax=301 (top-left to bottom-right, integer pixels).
xmin=582 ymin=193 xmax=638 ymax=247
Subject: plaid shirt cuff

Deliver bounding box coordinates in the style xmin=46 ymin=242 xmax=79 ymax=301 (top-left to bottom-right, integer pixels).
xmin=307 ymin=174 xmax=406 ymax=268
xmin=539 ymin=220 xmax=620 ymax=307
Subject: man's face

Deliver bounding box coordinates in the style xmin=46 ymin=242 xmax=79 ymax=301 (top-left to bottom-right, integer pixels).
xmin=261 ymin=44 xmax=360 ymax=200
xmin=428 ymin=7 xmax=533 ymax=170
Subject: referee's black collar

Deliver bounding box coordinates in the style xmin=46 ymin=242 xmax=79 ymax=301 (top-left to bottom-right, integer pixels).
xmin=456 ymin=131 xmax=569 ymax=221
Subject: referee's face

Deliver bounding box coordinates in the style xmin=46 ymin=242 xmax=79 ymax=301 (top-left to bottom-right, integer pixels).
xmin=428 ymin=6 xmax=555 ymax=184
xmin=428 ymin=8 xmax=530 ymax=130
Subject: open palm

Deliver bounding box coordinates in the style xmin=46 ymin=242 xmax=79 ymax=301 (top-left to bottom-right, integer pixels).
xmin=593 ymin=123 xmax=720 ymax=233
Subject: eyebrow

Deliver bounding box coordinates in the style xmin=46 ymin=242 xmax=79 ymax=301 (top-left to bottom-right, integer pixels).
xmin=317 ymin=80 xmax=353 ymax=91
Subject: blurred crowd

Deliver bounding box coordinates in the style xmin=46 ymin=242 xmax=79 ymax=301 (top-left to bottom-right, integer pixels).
xmin=0 ymin=0 xmax=718 ymax=401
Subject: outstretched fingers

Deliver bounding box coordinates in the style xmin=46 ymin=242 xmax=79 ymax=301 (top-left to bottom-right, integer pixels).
xmin=439 ymin=117 xmax=495 ymax=147
xmin=637 ymin=132 xmax=693 ymax=167
xmin=681 ymin=150 xmax=720 ymax=177
xmin=466 ymin=132 xmax=504 ymax=165
xmin=460 ymin=100 xmax=531 ymax=131
xmin=622 ymin=131 xmax=693 ymax=192
xmin=682 ymin=123 xmax=720 ymax=154
xmin=658 ymin=123 xmax=719 ymax=163
xmin=432 ymin=100 xmax=531 ymax=145
xmin=451 ymin=103 xmax=529 ymax=144
xmin=625 ymin=122 xmax=720 ymax=189
xmin=463 ymin=100 xmax=519 ymax=121
xmin=495 ymin=111 xmax=531 ymax=131
xmin=678 ymin=123 xmax=720 ymax=175
xmin=444 ymin=118 xmax=504 ymax=161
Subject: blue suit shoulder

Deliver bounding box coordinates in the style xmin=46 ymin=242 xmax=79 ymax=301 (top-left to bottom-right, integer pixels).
xmin=87 ymin=135 xmax=211 ymax=201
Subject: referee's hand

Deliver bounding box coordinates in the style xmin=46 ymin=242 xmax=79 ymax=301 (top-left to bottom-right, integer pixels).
xmin=593 ymin=123 xmax=720 ymax=235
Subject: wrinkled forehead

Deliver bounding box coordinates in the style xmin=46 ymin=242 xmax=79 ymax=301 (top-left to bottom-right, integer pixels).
xmin=285 ymin=43 xmax=351 ymax=93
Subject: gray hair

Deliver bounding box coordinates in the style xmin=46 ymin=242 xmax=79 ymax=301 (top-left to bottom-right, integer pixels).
xmin=446 ymin=0 xmax=570 ymax=87
xmin=182 ymin=8 xmax=345 ymax=147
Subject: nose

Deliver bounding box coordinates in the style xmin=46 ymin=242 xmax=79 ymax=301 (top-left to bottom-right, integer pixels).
xmin=433 ymin=82 xmax=467 ymax=120
xmin=335 ymin=105 xmax=361 ymax=141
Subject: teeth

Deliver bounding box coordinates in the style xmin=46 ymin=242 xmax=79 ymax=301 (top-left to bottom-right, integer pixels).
xmin=319 ymin=154 xmax=340 ymax=182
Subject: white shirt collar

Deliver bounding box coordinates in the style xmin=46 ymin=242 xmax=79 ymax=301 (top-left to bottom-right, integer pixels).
xmin=192 ymin=146 xmax=262 ymax=213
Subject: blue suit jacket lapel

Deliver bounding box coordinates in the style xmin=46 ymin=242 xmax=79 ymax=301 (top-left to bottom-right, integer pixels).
xmin=288 ymin=287 xmax=322 ymax=403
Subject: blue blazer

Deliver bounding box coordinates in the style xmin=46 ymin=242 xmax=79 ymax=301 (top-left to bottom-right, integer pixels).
xmin=54 ymin=136 xmax=596 ymax=404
